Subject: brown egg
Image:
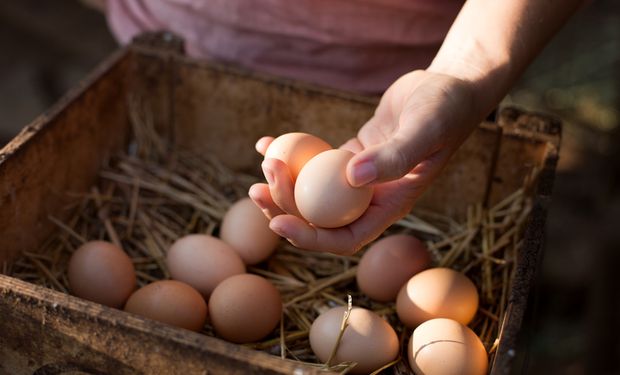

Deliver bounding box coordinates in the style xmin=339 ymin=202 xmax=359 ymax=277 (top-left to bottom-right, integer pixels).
xmin=220 ymin=198 xmax=280 ymax=265
xmin=295 ymin=149 xmax=373 ymax=228
xmin=396 ymin=268 xmax=479 ymax=328
xmin=166 ymin=234 xmax=246 ymax=299
xmin=356 ymin=234 xmax=431 ymax=302
xmin=408 ymin=318 xmax=488 ymax=375
xmin=264 ymin=132 xmax=332 ymax=180
xmin=309 ymin=306 xmax=399 ymax=375
xmin=208 ymin=274 xmax=282 ymax=343
xmin=68 ymin=240 xmax=136 ymax=308
xmin=124 ymin=280 xmax=207 ymax=332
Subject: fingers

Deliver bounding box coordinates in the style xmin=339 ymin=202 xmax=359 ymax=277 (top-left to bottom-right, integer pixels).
xmin=248 ymin=183 xmax=284 ymax=219
xmin=339 ymin=137 xmax=364 ymax=153
xmin=266 ymin=155 xmax=444 ymax=254
xmin=346 ymin=116 xmax=444 ymax=187
xmin=261 ymin=158 xmax=300 ymax=216
xmin=269 ymin=215 xmax=359 ymax=255
xmin=255 ymin=136 xmax=275 ymax=156
xmin=346 ymin=71 xmax=473 ymax=188
xmin=254 ymin=153 xmax=443 ymax=255
xmin=269 ymin=203 xmax=393 ymax=255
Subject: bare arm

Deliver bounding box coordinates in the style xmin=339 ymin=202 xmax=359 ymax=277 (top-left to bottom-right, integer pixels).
xmin=429 ymin=0 xmax=584 ymax=121
xmin=254 ymin=0 xmax=585 ymax=254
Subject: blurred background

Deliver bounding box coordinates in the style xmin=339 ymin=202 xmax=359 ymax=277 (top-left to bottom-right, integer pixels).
xmin=0 ymin=1 xmax=617 ymax=373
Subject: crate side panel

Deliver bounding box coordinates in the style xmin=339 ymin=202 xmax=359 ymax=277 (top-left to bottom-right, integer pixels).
xmin=490 ymin=108 xmax=561 ymax=374
xmin=170 ymin=61 xmax=510 ymax=219
xmin=129 ymin=51 xmax=176 ymax=142
xmin=489 ymin=137 xmax=547 ymax=206
xmin=0 ymin=275 xmax=328 ymax=375
xmin=415 ymin=127 xmax=499 ymax=219
xmin=0 ymin=55 xmax=132 ymax=264
xmin=172 ymin=62 xmax=376 ymax=173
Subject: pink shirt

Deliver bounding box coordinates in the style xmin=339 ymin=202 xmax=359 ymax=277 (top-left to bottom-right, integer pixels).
xmin=106 ymin=0 xmax=462 ymax=94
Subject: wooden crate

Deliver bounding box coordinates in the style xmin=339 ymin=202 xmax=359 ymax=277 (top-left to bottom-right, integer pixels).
xmin=0 ymin=33 xmax=560 ymax=375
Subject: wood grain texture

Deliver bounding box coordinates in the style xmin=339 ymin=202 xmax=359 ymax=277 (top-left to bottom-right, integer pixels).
xmin=0 ymin=48 xmax=131 ymax=265
xmin=0 ymin=274 xmax=327 ymax=375
xmin=491 ymin=108 xmax=561 ymax=375
xmin=0 ymin=39 xmax=560 ymax=374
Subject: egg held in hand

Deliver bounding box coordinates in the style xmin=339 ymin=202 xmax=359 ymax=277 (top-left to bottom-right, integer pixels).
xmin=220 ymin=198 xmax=280 ymax=265
xmin=408 ymin=318 xmax=488 ymax=375
xmin=68 ymin=240 xmax=136 ymax=308
xmin=264 ymin=132 xmax=332 ymax=181
xmin=309 ymin=306 xmax=399 ymax=375
xmin=124 ymin=280 xmax=207 ymax=332
xmin=166 ymin=234 xmax=246 ymax=299
xmin=295 ymin=149 xmax=373 ymax=228
xmin=356 ymin=234 xmax=431 ymax=302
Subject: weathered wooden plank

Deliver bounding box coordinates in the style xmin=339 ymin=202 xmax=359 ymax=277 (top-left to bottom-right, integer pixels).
xmin=0 ymin=275 xmax=329 ymax=375
xmin=0 ymin=48 xmax=132 ymax=265
xmin=0 ymin=37 xmax=560 ymax=374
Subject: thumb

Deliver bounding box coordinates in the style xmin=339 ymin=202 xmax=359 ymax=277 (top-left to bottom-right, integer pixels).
xmin=346 ymin=132 xmax=437 ymax=187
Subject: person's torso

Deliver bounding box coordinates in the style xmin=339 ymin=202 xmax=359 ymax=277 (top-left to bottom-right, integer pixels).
xmin=107 ymin=0 xmax=463 ymax=93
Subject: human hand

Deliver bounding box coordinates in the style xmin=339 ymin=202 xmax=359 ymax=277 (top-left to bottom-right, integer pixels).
xmin=250 ymin=70 xmax=485 ymax=255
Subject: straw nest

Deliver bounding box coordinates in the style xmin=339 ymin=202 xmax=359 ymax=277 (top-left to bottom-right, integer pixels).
xmin=5 ymin=96 xmax=536 ymax=374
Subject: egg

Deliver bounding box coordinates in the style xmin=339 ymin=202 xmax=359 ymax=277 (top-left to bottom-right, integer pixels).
xmin=309 ymin=306 xmax=399 ymax=374
xmin=166 ymin=234 xmax=246 ymax=299
xmin=220 ymin=198 xmax=280 ymax=265
xmin=295 ymin=149 xmax=373 ymax=228
xmin=396 ymin=268 xmax=479 ymax=327
xmin=208 ymin=274 xmax=282 ymax=343
xmin=68 ymin=240 xmax=136 ymax=308
xmin=356 ymin=234 xmax=431 ymax=302
xmin=124 ymin=280 xmax=207 ymax=332
xmin=264 ymin=132 xmax=332 ymax=180
xmin=408 ymin=318 xmax=488 ymax=375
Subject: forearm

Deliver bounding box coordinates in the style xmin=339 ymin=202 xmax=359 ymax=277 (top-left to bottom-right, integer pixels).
xmin=428 ymin=0 xmax=583 ymax=119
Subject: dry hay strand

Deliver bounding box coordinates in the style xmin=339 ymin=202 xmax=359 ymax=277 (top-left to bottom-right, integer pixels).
xmin=5 ymin=95 xmax=537 ymax=374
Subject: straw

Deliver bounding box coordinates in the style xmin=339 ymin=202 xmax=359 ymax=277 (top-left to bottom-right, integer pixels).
xmin=6 ymin=95 xmax=537 ymax=374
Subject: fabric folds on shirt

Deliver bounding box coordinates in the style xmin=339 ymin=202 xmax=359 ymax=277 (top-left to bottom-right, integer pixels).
xmin=106 ymin=0 xmax=462 ymax=94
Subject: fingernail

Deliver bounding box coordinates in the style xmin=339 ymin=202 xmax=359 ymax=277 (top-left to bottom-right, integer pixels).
xmin=351 ymin=161 xmax=377 ymax=186
xmin=261 ymin=208 xmax=273 ymax=220
xmin=262 ymin=165 xmax=275 ymax=185
xmin=251 ymin=196 xmax=264 ymax=208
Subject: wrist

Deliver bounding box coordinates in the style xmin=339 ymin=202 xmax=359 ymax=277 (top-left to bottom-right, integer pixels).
xmin=428 ymin=46 xmax=513 ymax=120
